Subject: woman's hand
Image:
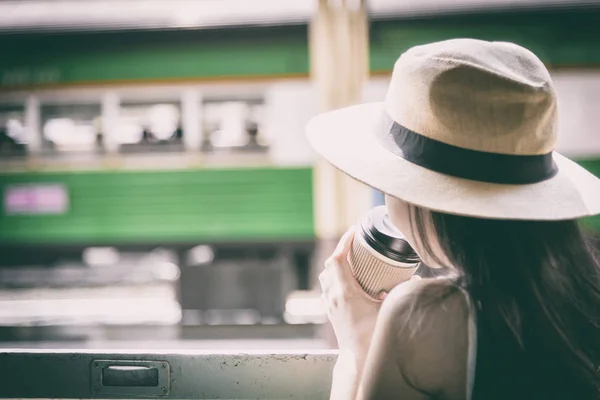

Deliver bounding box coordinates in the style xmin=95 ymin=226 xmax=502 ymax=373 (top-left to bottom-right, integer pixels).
xmin=321 ymin=226 xmax=423 ymax=399
xmin=319 ymin=226 xmax=385 ymax=366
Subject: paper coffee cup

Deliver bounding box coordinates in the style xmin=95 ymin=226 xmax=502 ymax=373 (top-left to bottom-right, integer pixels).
xmin=348 ymin=206 xmax=420 ymax=298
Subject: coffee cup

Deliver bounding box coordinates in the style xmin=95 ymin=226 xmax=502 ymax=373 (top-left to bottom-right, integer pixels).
xmin=348 ymin=206 xmax=421 ymax=298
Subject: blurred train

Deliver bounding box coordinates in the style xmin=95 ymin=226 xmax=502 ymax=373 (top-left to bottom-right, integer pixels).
xmin=0 ymin=5 xmax=600 ymax=342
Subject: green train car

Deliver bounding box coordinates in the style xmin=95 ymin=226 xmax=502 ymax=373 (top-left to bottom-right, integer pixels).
xmin=1 ymin=6 xmax=600 ymax=332
xmin=1 ymin=7 xmax=599 ymax=242
xmin=0 ymin=167 xmax=314 ymax=244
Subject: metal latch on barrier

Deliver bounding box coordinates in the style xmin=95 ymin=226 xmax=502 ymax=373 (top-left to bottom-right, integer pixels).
xmin=91 ymin=359 xmax=171 ymax=397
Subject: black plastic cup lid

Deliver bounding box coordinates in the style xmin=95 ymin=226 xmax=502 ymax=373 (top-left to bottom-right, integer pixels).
xmin=359 ymin=206 xmax=420 ymax=264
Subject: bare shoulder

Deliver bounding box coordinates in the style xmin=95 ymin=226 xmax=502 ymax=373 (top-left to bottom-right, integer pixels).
xmin=379 ymin=277 xmax=468 ymax=326
xmin=378 ymin=277 xmax=471 ymax=398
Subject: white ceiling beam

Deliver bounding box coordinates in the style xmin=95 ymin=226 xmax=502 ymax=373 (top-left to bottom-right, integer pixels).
xmin=0 ymin=0 xmax=597 ymax=33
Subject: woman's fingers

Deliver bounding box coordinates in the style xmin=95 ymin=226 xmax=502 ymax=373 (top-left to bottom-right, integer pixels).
xmin=326 ymin=227 xmax=356 ymax=282
xmin=319 ymin=267 xmax=339 ymax=296
xmin=332 ymin=226 xmax=355 ymax=258
xmin=320 ymin=270 xmax=341 ymax=310
xmin=319 ymin=269 xmax=332 ymax=293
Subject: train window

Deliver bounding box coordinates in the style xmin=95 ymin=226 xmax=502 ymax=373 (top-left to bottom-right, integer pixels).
xmin=249 ymin=102 xmax=269 ymax=147
xmin=41 ymin=103 xmax=102 ymax=154
xmin=0 ymin=104 xmax=27 ymax=157
xmin=203 ymin=98 xmax=268 ymax=153
xmin=119 ymin=102 xmax=184 ymax=153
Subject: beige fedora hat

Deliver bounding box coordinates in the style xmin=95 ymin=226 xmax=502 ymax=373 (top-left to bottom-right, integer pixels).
xmin=307 ymin=38 xmax=600 ymax=220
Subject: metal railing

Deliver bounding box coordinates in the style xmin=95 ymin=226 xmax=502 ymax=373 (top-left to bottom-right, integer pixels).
xmin=0 ymin=349 xmax=337 ymax=399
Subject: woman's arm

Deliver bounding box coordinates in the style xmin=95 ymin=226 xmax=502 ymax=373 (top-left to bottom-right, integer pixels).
xmin=329 ymin=279 xmax=429 ymax=400
xmin=329 ymin=351 xmax=363 ymax=400
xmin=319 ymin=229 xmax=469 ymax=399
xmin=331 ymin=278 xmax=469 ymax=400
xmin=360 ymin=278 xmax=433 ymax=400
xmin=330 ymin=346 xmax=426 ymax=400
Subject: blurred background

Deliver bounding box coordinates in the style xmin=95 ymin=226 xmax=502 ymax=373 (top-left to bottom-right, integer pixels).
xmin=0 ymin=0 xmax=599 ymax=350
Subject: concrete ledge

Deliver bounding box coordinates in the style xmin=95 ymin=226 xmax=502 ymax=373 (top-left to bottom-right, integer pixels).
xmin=0 ymin=349 xmax=337 ymax=399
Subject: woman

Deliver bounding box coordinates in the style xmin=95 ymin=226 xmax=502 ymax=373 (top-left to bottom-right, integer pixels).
xmin=307 ymin=38 xmax=600 ymax=399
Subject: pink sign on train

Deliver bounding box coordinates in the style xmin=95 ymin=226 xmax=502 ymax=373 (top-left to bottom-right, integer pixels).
xmin=3 ymin=184 xmax=69 ymax=215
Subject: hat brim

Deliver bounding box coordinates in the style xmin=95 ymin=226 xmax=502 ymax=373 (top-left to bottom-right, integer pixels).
xmin=307 ymin=102 xmax=600 ymax=221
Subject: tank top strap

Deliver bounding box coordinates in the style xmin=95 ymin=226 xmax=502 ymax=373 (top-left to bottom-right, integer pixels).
xmin=456 ymin=283 xmax=478 ymax=400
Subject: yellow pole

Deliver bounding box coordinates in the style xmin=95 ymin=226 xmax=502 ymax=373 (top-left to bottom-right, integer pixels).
xmin=309 ymin=0 xmax=371 ymax=347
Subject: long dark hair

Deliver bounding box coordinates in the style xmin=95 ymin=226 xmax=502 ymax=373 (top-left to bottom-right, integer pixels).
xmin=411 ymin=207 xmax=600 ymax=399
